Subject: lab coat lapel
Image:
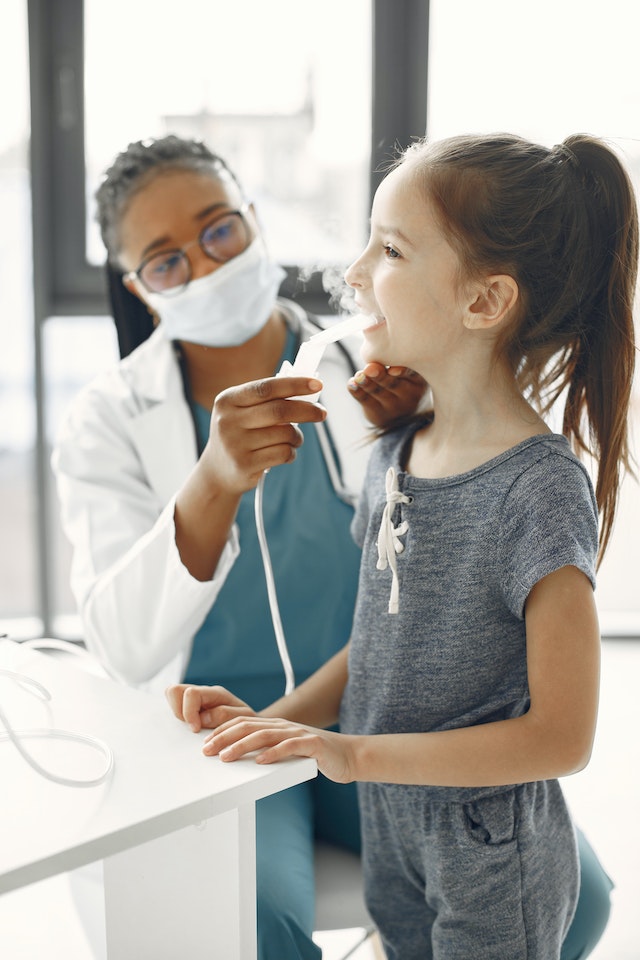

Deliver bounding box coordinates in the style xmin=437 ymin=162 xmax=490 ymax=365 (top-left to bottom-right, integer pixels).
xmin=123 ymin=330 xmax=199 ymax=506
xmin=127 ymin=403 xmax=197 ymax=506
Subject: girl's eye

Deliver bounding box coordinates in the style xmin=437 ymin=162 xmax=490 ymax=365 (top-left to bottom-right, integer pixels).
xmin=384 ymin=244 xmax=400 ymax=259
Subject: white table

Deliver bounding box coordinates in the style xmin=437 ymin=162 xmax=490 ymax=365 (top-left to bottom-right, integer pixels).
xmin=0 ymin=639 xmax=316 ymax=958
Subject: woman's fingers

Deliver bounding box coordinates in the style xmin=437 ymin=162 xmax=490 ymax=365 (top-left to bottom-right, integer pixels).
xmin=219 ymin=377 xmax=326 ymax=423
xmin=348 ymin=364 xmax=427 ymax=427
xmin=204 ymin=377 xmax=328 ymax=491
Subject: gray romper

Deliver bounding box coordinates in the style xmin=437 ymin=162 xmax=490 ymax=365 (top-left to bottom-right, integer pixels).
xmin=340 ymin=427 xmax=598 ymax=960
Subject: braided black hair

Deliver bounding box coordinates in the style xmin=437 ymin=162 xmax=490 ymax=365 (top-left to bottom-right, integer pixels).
xmin=95 ymin=134 xmax=242 ymax=265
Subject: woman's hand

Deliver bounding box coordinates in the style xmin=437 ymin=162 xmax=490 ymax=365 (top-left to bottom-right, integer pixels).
xmin=175 ymin=376 xmax=325 ymax=581
xmin=202 ymin=715 xmax=358 ymax=784
xmin=203 ymin=376 xmax=328 ymax=494
xmin=165 ymin=683 xmax=256 ymax=733
xmin=347 ymin=362 xmax=427 ymax=428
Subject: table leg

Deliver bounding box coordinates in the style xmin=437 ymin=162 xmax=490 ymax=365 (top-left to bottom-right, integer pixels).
xmin=103 ymin=803 xmax=256 ymax=959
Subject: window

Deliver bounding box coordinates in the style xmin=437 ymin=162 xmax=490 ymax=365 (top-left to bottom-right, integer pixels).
xmin=24 ymin=0 xmax=429 ymax=635
xmin=0 ymin=1 xmax=37 ymax=635
xmin=16 ymin=1 xmax=639 ymax=636
xmin=427 ymin=0 xmax=640 ymax=633
xmin=84 ymin=0 xmax=373 ymax=271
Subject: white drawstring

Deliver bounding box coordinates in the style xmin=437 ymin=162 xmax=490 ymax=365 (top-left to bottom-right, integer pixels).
xmin=376 ymin=467 xmax=411 ymax=614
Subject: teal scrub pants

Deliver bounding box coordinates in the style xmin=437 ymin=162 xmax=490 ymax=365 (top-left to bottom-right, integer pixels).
xmin=254 ymin=779 xmax=612 ymax=960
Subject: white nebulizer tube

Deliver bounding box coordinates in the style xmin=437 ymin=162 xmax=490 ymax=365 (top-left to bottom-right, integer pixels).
xmin=255 ymin=313 xmax=378 ymax=695
xmin=0 ymin=665 xmax=114 ymax=788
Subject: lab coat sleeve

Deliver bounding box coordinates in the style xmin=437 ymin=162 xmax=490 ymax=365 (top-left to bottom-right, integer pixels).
xmin=52 ymin=374 xmax=239 ymax=687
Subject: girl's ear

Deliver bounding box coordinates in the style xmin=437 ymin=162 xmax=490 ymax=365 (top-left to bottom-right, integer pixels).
xmin=464 ymin=275 xmax=519 ymax=331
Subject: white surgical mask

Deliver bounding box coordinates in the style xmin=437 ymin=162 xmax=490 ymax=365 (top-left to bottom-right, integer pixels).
xmin=142 ymin=238 xmax=286 ymax=347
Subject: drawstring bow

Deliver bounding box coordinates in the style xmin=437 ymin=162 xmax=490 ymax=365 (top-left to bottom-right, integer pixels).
xmin=376 ymin=467 xmax=411 ymax=614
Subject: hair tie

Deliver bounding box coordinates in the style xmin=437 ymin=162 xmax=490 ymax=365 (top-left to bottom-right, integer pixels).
xmin=552 ymin=143 xmax=579 ymax=170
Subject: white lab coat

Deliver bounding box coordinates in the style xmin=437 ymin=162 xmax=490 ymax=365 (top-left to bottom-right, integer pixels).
xmin=52 ymin=301 xmax=372 ymax=693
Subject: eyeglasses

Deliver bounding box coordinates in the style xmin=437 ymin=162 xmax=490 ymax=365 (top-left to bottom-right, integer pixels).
xmin=126 ymin=206 xmax=252 ymax=296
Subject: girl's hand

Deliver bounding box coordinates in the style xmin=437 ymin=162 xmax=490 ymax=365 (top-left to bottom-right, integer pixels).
xmin=347 ymin=363 xmax=427 ymax=428
xmin=165 ymin=683 xmax=256 ymax=733
xmin=202 ymin=715 xmax=358 ymax=784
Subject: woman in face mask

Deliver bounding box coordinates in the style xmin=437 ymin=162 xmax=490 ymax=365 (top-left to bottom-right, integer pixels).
xmin=51 ymin=135 xmax=426 ymax=960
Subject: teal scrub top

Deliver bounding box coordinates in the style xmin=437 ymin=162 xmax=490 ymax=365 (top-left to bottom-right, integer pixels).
xmin=183 ymin=330 xmax=362 ymax=710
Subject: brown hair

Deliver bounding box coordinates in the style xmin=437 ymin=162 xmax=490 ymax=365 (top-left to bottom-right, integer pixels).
xmin=399 ymin=133 xmax=638 ymax=562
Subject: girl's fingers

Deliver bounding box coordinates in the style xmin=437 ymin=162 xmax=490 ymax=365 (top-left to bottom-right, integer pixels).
xmin=183 ymin=686 xmax=207 ymax=730
xmin=165 ymin=685 xmax=255 ymax=732
xmin=203 ymin=720 xmax=303 ymax=758
xmin=199 ymin=718 xmax=353 ymax=783
xmin=203 ymin=715 xmax=283 ymax=745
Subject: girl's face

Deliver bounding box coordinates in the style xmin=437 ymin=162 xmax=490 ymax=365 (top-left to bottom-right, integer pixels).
xmin=118 ymin=168 xmax=256 ymax=295
xmin=345 ymin=162 xmax=467 ymax=373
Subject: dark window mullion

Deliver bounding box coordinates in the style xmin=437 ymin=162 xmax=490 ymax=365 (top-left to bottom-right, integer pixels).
xmin=370 ymin=0 xmax=430 ymax=202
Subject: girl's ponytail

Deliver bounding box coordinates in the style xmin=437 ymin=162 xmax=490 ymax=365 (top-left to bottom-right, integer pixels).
xmin=560 ymin=135 xmax=638 ymax=560
xmin=399 ymin=132 xmax=638 ymax=562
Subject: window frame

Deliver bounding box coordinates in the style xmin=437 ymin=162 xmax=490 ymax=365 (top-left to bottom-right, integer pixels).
xmin=29 ymin=0 xmax=430 ymax=318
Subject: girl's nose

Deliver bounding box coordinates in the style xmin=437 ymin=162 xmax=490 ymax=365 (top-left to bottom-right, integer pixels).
xmin=344 ymin=253 xmax=365 ymax=288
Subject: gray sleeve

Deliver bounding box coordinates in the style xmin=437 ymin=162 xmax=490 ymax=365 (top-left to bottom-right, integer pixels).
xmin=498 ymin=452 xmax=599 ymax=619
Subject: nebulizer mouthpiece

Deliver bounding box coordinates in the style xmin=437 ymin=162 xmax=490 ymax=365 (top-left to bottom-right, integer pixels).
xmin=257 ymin=313 xmax=377 ymax=694
xmin=277 ymin=313 xmax=379 ymax=401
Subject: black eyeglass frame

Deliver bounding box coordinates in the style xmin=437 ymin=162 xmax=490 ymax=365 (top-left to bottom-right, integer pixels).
xmin=126 ymin=204 xmax=253 ymax=297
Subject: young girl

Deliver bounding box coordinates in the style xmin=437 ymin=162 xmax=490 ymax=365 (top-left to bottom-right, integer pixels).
xmin=167 ymin=133 xmax=637 ymax=959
